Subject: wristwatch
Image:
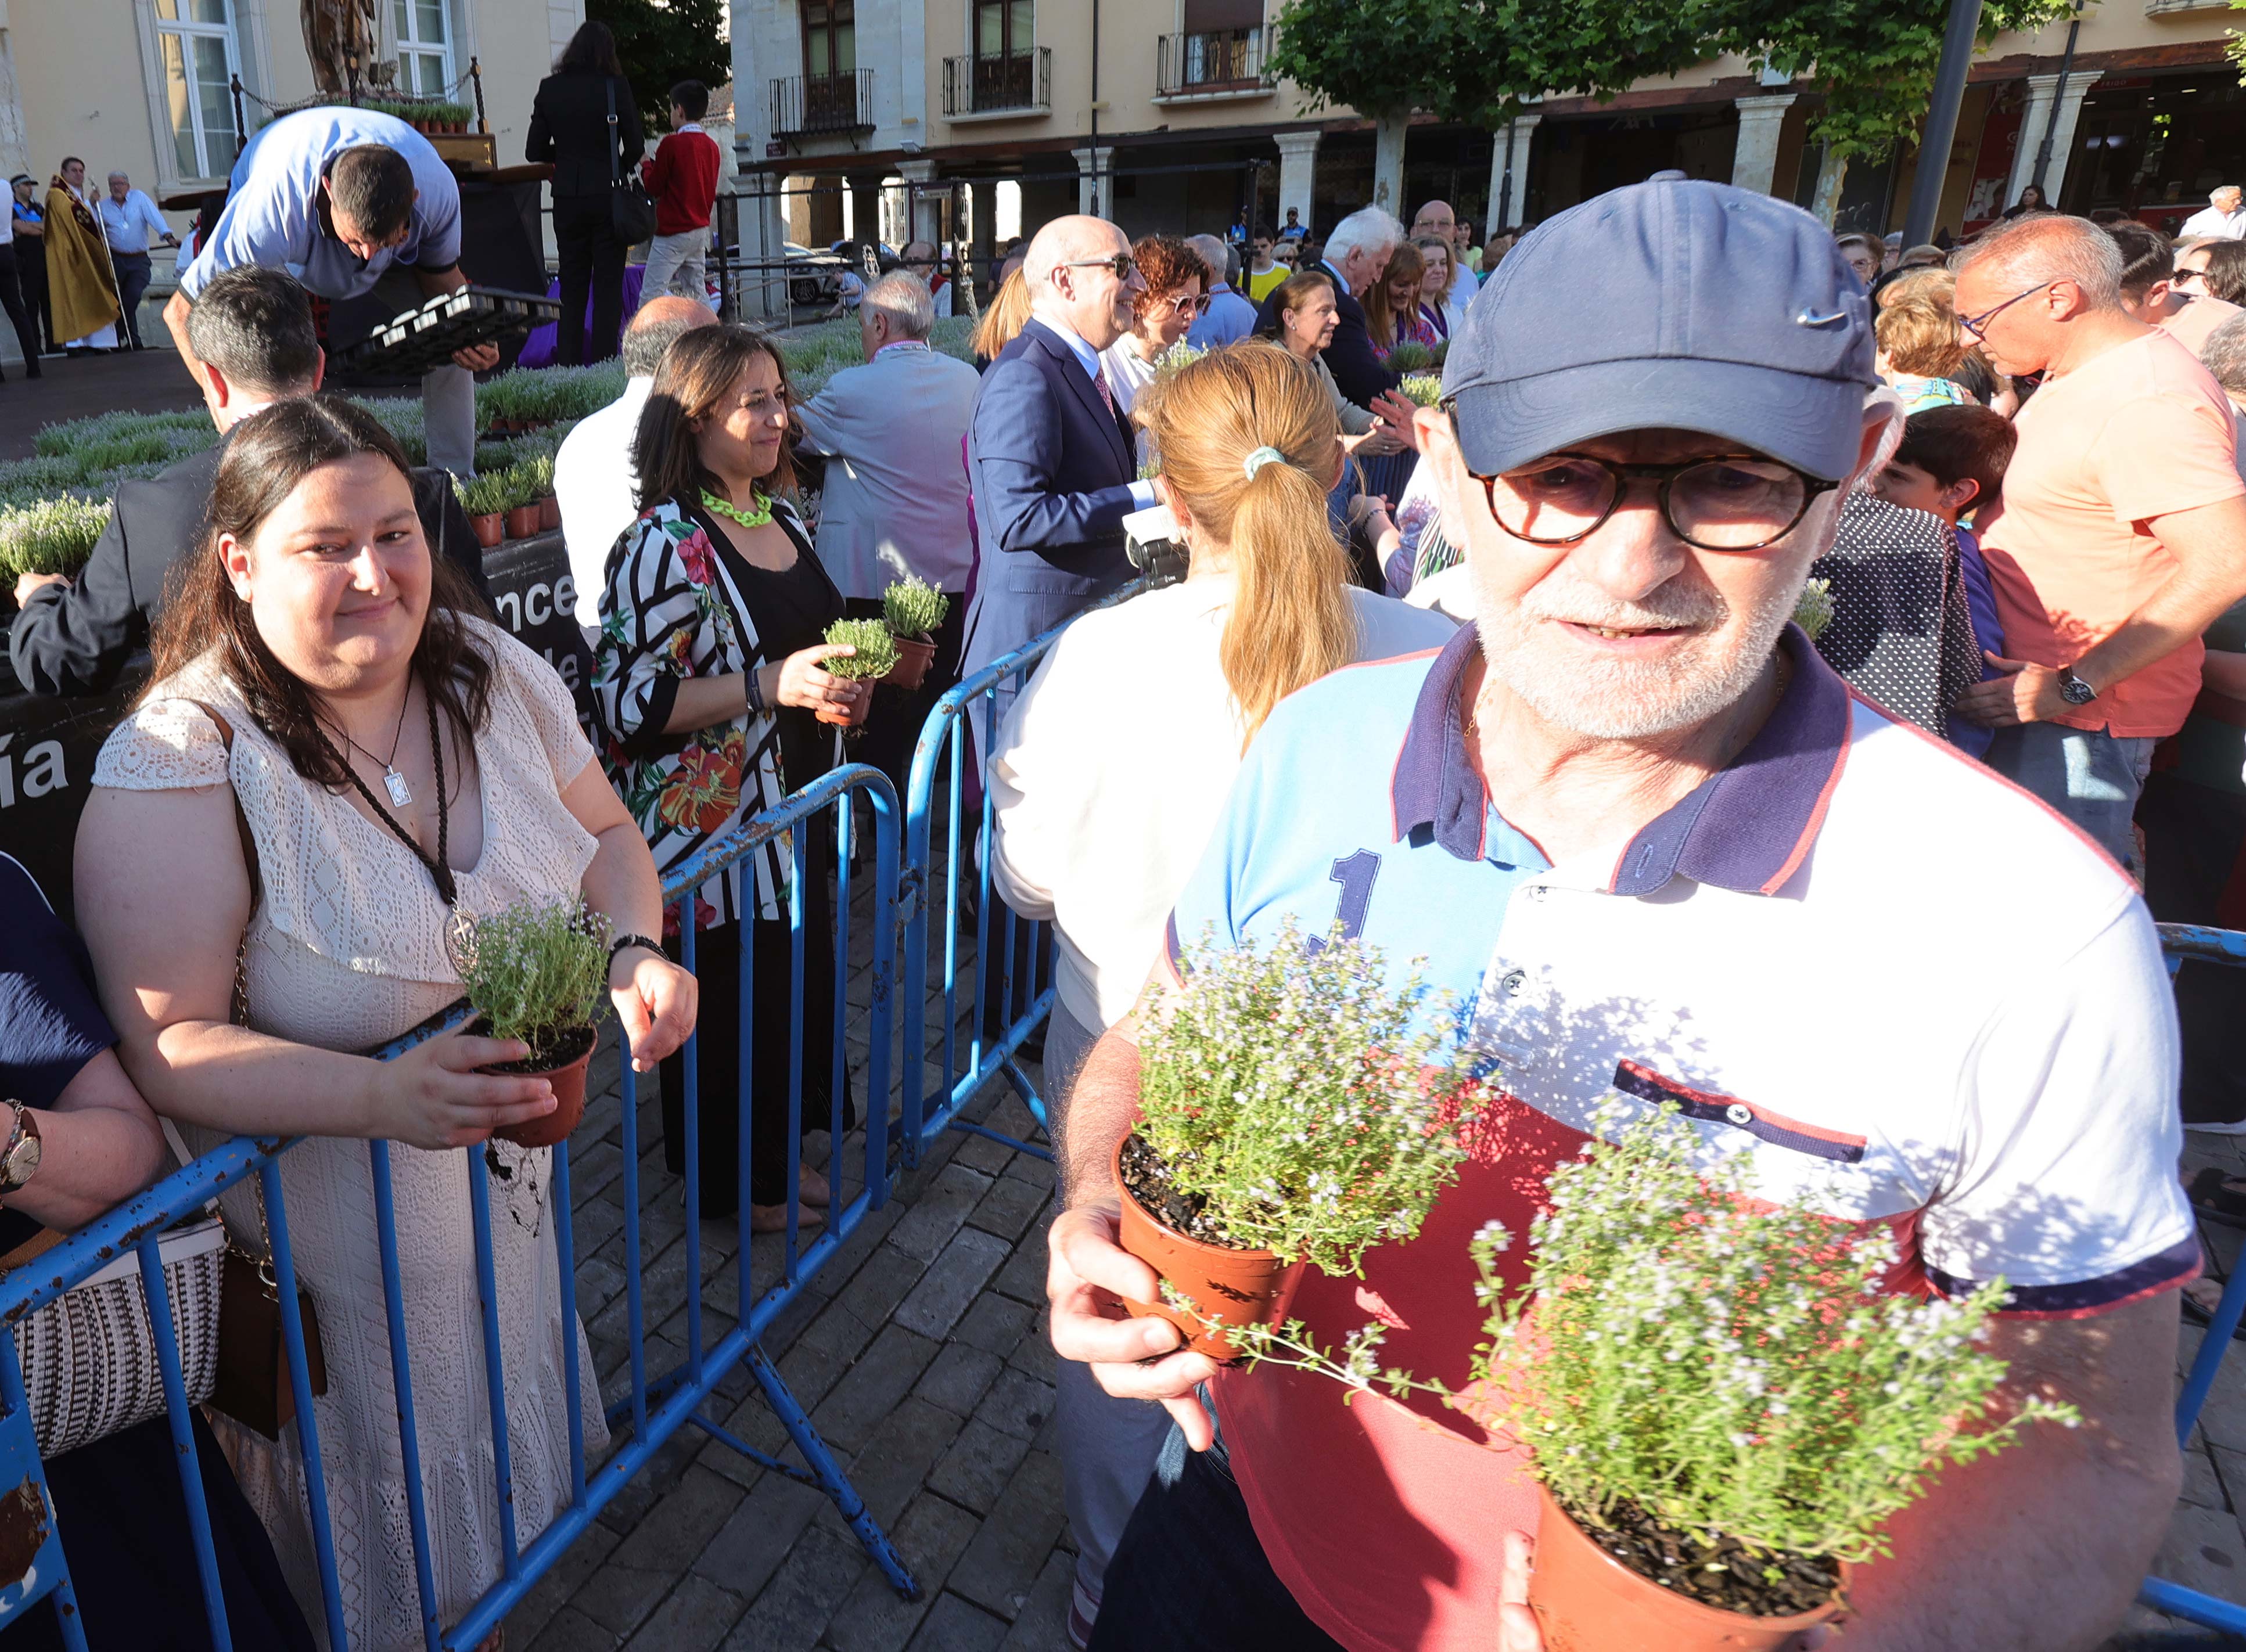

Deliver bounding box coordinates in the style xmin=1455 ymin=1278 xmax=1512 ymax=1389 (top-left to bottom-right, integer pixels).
xmin=2057 ymin=666 xmax=2098 ymax=708
xmin=0 ymin=1102 xmax=44 ymax=1195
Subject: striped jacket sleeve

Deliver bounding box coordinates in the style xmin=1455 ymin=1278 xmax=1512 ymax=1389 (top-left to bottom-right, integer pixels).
xmin=595 ymin=511 xmax=705 ymax=759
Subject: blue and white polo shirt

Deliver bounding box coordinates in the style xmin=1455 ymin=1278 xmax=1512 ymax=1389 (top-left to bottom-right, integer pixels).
xmin=1165 ymin=620 xmax=2194 ymax=1652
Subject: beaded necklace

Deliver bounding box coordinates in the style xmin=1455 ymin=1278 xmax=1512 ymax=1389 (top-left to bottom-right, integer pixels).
xmin=700 ymin=488 xmax=774 ymax=530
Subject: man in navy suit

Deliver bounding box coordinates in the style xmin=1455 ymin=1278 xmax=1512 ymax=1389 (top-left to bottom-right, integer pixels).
xmin=958 ymin=214 xmax=1155 ymax=701
xmin=1255 ymin=204 xmax=1404 ymax=408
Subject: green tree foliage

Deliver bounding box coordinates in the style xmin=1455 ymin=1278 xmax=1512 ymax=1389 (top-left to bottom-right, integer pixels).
xmin=587 ymin=0 xmax=729 ymax=129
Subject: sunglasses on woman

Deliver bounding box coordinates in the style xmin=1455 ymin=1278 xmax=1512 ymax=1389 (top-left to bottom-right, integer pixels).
xmin=1160 ymin=291 xmax=1215 ymax=317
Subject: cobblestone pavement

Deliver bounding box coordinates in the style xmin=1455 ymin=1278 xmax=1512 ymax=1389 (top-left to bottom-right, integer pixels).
xmin=499 ymin=935 xmax=2246 ymax=1651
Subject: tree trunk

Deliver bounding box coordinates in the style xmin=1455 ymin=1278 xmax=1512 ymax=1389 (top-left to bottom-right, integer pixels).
xmin=1810 ymin=147 xmax=1850 ymax=228
xmin=1372 ymin=108 xmax=1409 ymax=219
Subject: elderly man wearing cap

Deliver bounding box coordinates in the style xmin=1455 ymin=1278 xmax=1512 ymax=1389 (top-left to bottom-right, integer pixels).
xmin=1048 ymin=174 xmax=2190 ymax=1652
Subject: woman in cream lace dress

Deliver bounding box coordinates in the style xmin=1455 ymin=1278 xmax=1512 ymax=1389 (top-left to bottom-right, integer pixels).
xmin=77 ymin=398 xmax=697 ymax=1650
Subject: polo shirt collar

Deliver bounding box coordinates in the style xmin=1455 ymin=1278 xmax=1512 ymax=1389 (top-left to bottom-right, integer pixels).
xmin=1389 ymin=622 xmax=1851 ymax=896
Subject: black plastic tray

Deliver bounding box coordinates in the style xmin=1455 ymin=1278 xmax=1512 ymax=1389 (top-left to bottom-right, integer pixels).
xmin=332 ymin=286 xmax=563 ymax=376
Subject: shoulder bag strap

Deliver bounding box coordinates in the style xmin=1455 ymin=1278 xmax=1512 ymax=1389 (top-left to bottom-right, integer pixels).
xmin=605 ymin=78 xmax=623 ymax=187
xmin=185 ymin=700 xmax=261 ymax=1023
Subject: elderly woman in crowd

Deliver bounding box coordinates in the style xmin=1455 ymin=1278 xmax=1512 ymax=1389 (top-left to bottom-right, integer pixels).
xmin=1256 ymin=269 xmax=1411 ymax=462
xmin=1413 ymin=234 xmax=1468 ymax=341
xmin=76 ymin=395 xmax=695 ymax=1650
xmin=987 ymin=340 xmax=1454 ymax=1648
xmin=1875 ymin=296 xmax=1973 ymax=412
xmin=1098 ymin=234 xmax=1211 ymax=429
xmin=594 ymin=323 xmax=867 ymax=1234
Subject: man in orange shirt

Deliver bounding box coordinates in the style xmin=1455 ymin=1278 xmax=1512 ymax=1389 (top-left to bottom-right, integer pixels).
xmin=1955 ymin=213 xmax=2246 ymax=871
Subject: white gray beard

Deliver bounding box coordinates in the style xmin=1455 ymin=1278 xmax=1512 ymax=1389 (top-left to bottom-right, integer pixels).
xmin=1470 ymin=567 xmax=1805 ymax=740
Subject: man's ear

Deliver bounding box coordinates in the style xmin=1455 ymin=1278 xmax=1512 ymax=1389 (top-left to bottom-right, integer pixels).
xmin=308 ymin=348 xmax=328 ymax=395
xmin=205 ymin=361 xmax=233 ymax=410
xmin=1943 ymin=475 xmax=1981 ymax=514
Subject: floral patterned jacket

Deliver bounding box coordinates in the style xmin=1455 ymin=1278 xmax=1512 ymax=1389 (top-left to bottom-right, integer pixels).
xmin=591 ymin=496 xmax=804 ymax=929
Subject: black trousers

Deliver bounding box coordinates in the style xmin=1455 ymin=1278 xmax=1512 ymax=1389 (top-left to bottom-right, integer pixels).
xmin=841 ymin=593 xmax=968 ymax=804
xmin=2137 ymin=770 xmax=2246 ymax=1126
xmin=13 ymin=239 xmax=52 ymax=353
xmin=111 ymin=250 xmax=152 ymax=348
xmin=552 ymin=192 xmax=626 ymax=366
xmin=0 ymin=246 xmax=38 ymax=376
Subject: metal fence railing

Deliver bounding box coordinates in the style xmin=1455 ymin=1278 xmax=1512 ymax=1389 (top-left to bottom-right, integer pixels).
xmin=0 ymin=761 xmax=916 ymax=1649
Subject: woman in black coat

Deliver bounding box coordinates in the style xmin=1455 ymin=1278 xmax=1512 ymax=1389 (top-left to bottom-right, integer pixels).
xmin=527 ymin=21 xmax=644 ymax=365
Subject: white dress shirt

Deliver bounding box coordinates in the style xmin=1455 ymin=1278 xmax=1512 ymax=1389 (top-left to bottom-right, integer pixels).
xmin=98 ymin=189 xmax=173 ymax=254
xmin=1037 ymin=310 xmax=1160 ymax=508
xmin=2180 ymin=205 xmax=2246 ymax=242
xmin=556 ymin=375 xmax=653 ymax=625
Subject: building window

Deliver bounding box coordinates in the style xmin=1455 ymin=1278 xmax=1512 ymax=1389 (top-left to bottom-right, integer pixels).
xmin=152 ymin=0 xmax=242 ymax=182
xmin=394 ymin=0 xmax=453 ymax=98
xmin=802 ymin=0 xmax=855 ymax=81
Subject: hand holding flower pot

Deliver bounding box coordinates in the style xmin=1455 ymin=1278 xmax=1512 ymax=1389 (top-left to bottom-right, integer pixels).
xmin=878 ymin=576 xmax=950 ymax=692
xmin=815 ymin=618 xmax=897 ymax=730
xmin=1116 ymin=924 xmax=1475 ymax=1358
xmin=451 ymin=901 xmax=612 ymax=1147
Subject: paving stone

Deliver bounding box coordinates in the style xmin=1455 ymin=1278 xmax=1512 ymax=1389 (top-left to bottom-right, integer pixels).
xmin=954 ymin=1292 xmax=1034 ymax=1359
xmin=621 ymin=1574 xmax=746 ymax=1652
xmin=1005 ymin=1313 xmax=1055 ymax=1384
xmin=973 ymin=1367 xmax=1055 ymax=1443
xmin=720 ymin=1522 xmax=867 ymax=1650
xmin=2150 ymin=1499 xmax=2246 ymax=1599
xmin=526 ymin=1603 xmax=620 ymax=1652
xmin=903 ymin=1592 xmax=1010 ymax=1652
xmin=989 ymin=1223 xmax=1049 ymax=1307
xmin=820 ymin=1243 xmax=933 ymax=1348
xmin=917 ymin=1342 xmax=1007 ymax=1417
xmin=612 ymin=1464 xmax=748 ymax=1573
xmin=505 ymin=1518 xmax=619 ymax=1646
xmin=966 ymin=1175 xmax=1048 ymax=1244
xmin=2183 ymin=1442 xmax=2229 ymax=1511
xmin=692 ymin=1471 xmax=829 ymax=1600
xmin=996 ymin=1549 xmax=1076 ymax=1650
xmin=926 ymin=1418 xmax=1034 ymax=1517
xmin=845 ymin=1395 xmax=969 ymax=1526
xmin=824 ymin=1492 xmax=985 ymax=1652
xmin=947 ymin=1450 xmax=1068 ymax=1620
xmin=948 ymin=1129 xmax=1017 ymax=1177
xmin=815 ymin=1323 xmax=943 ymax=1454
xmin=573 ymin=1559 xmax=675 ymax=1637
xmin=595 ymin=1428 xmax=708 ymax=1536
xmin=897 ymin=1228 xmax=1015 ymax=1340
xmin=890 ymin=1162 xmax=996 ymax=1262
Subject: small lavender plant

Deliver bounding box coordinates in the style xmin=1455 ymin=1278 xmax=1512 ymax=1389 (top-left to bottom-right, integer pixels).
xmin=1134 ymin=923 xmax=1475 ymax=1275
xmin=820 ymin=617 xmax=901 ymax=682
xmin=881 ymin=575 xmax=950 ymax=640
xmin=454 ymin=900 xmax=611 ymax=1057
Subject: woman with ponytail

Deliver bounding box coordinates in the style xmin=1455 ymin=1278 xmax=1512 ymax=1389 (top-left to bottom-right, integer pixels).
xmin=983 ymin=341 xmax=1455 ymax=1644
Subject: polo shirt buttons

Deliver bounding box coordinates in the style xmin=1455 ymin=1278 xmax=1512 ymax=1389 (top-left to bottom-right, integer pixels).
xmin=1498 ymin=969 xmax=1525 ymax=997
xmin=1725 ymin=1103 xmax=1753 ymax=1125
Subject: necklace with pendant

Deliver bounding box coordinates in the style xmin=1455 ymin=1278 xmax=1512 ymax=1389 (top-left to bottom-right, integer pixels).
xmin=332 ymin=682 xmax=416 ymax=808
xmin=702 ymin=487 xmax=774 ymax=530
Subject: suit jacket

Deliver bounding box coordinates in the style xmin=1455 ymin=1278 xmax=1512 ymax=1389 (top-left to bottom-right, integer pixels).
xmin=1256 ymin=268 xmax=1397 ymax=409
xmin=957 ymin=319 xmax=1142 ymax=686
xmin=793 ymin=344 xmax=983 ymax=600
xmin=526 ymin=73 xmax=644 ymax=199
xmin=9 ymin=443 xmax=494 ymax=699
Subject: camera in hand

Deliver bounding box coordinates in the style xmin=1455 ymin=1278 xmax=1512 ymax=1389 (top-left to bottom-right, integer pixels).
xmin=1123 ymin=502 xmax=1189 ymax=591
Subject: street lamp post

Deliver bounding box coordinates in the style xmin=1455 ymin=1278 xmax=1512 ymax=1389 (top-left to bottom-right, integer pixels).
xmin=1901 ymin=0 xmax=1985 ymax=249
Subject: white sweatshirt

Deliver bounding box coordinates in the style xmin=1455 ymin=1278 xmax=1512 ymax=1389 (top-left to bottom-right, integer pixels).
xmin=987 ymin=574 xmax=1459 ymax=1031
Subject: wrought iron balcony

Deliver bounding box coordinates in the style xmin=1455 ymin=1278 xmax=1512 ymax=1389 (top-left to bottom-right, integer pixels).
xmin=1155 ymin=27 xmax=1273 ymax=99
xmin=770 ymin=68 xmax=874 ymax=140
xmin=941 ymin=48 xmax=1052 ymax=118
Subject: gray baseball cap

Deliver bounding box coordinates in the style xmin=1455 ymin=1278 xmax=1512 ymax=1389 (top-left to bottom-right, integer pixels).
xmin=1445 ymin=174 xmax=1878 ymax=483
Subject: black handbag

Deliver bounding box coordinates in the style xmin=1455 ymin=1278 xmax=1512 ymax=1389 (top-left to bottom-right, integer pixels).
xmin=607 ymin=80 xmax=657 ymax=246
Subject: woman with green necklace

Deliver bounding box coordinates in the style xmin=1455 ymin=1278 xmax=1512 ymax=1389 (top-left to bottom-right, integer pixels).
xmin=592 ymin=323 xmax=867 ymax=1232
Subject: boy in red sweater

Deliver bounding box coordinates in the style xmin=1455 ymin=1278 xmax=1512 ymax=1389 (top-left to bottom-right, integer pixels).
xmin=641 ymin=80 xmax=721 ymax=305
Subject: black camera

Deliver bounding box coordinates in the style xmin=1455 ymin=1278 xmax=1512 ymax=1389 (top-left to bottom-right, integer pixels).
xmin=1123 ymin=502 xmax=1190 ymax=591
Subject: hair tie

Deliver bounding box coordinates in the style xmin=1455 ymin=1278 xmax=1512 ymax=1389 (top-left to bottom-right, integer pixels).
xmin=1243 ymin=445 xmax=1287 ymax=480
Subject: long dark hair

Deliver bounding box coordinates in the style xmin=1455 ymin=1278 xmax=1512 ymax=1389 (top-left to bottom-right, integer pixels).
xmin=558 ymin=20 xmax=624 ymax=77
xmin=633 ymin=323 xmax=800 ymax=511
xmin=146 ymin=395 xmax=494 ymax=789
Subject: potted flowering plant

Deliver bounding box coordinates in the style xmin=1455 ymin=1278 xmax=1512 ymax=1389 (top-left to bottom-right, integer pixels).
xmin=1383 ymin=340 xmax=1438 ymax=375
xmin=879 ymin=575 xmax=949 ymax=691
xmin=1120 ymin=924 xmax=1475 ymax=1358
xmin=815 ymin=618 xmax=897 ymax=729
xmin=452 ymin=900 xmax=612 ymax=1147
xmin=1397 ymin=372 xmax=1444 ymax=409
xmin=454 ymin=472 xmax=511 ymax=549
xmin=1227 ymin=1107 xmax=2079 ymax=1650
xmin=499 ymin=462 xmax=546 ymax=542
xmin=0 ymin=497 xmax=109 ymax=586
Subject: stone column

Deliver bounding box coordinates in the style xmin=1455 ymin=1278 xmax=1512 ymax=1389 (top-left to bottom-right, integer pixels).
xmin=899 ymin=157 xmax=946 ymax=246
xmin=1275 ymin=129 xmax=1320 ymax=232
xmin=1489 ymin=114 xmax=1541 ymax=228
xmin=736 ymin=171 xmax=790 ymax=321
xmin=1730 ymin=93 xmax=1798 ymax=196
xmin=969 ymin=177 xmax=998 ymax=278
xmin=849 ymin=175 xmax=882 ymax=244
xmin=2004 ymin=72 xmax=2092 ymax=212
xmin=1072 ymin=146 xmax=1115 ymax=219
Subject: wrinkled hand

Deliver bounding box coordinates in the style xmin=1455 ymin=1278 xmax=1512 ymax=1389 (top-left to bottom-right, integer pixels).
xmin=1346 ymin=427 xmax=1406 ymax=458
xmin=1371 ymin=390 xmax=1422 ymax=450
xmin=609 ymin=946 xmax=696 ymax=1071
xmin=13 ymin=571 xmax=66 ymax=606
xmin=772 ymin=645 xmax=873 ymax=726
xmin=375 ymin=1027 xmax=557 ymax=1149
xmin=453 ymin=341 xmax=502 ymax=372
xmin=1954 ymin=652 xmax=2067 ymax=727
xmin=1047 ymin=1201 xmax=1223 ymax=1449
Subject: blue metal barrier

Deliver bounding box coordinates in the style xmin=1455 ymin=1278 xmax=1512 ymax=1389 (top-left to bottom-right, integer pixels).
xmin=898 ymin=581 xmax=1145 ymax=1169
xmin=2140 ymin=922 xmax=2246 ymax=1636
xmin=0 ymin=761 xmax=914 ymax=1650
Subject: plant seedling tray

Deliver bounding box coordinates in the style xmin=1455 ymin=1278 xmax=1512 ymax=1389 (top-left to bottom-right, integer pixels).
xmin=333 ymin=286 xmax=563 ymax=377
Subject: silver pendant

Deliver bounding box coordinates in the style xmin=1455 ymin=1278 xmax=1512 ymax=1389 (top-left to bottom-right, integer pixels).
xmin=383 ymin=768 xmax=414 ymax=808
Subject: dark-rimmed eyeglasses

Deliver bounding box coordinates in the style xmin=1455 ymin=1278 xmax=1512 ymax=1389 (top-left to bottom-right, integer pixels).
xmin=1055 ymin=254 xmax=1137 ymax=282
xmin=1958 ymin=282 xmax=2054 ymax=339
xmin=1454 ymin=440 xmax=1840 ymax=552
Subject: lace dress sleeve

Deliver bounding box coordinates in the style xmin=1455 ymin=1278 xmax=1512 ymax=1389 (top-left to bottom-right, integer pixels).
xmin=479 ymin=620 xmax=597 ymax=790
xmin=90 ymin=697 xmax=231 ymax=791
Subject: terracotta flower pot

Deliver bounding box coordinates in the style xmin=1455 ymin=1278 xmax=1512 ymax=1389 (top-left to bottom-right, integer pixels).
xmin=882 ymin=634 xmax=936 ymax=691
xmin=477 ymin=1023 xmax=597 ymax=1148
xmin=1528 ymin=1486 xmax=1849 ymax=1652
xmin=538 ymin=494 xmax=562 ymax=532
xmin=504 ymin=504 xmax=542 ymax=540
xmin=469 ymin=512 xmax=505 ymax=549
xmin=1112 ymin=1137 xmax=1306 ymax=1359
